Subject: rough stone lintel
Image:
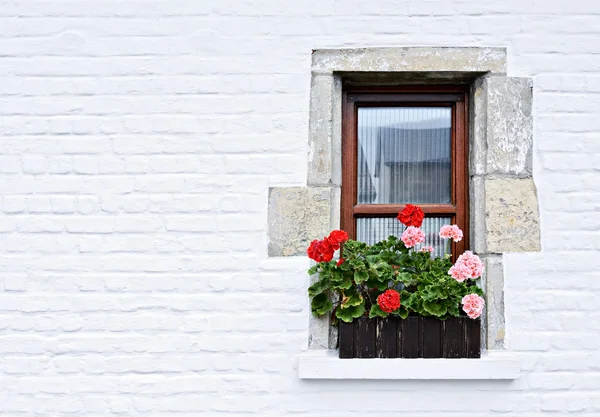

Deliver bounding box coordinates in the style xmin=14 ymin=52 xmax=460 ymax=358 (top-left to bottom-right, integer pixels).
xmin=484 ymin=176 xmax=541 ymax=253
xmin=312 ymin=47 xmax=507 ymax=74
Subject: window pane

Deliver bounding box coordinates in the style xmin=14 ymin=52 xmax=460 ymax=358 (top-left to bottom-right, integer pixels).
xmin=357 ymin=107 xmax=452 ymax=204
xmin=356 ymin=217 xmax=451 ymax=257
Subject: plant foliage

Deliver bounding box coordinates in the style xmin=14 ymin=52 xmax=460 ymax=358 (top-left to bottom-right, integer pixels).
xmin=307 ymin=235 xmax=484 ymax=322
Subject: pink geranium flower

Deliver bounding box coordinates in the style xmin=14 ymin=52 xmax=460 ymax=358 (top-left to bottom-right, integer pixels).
xmin=449 ymin=251 xmax=484 ymax=282
xmin=401 ymin=226 xmax=425 ymax=248
xmin=439 ymin=225 xmax=463 ymax=242
xmin=420 ymin=246 xmax=435 ymax=253
xmin=462 ymin=293 xmax=485 ymax=319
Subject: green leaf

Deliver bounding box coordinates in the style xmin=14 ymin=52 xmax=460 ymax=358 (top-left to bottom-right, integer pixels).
xmin=365 ymin=278 xmax=389 ymax=291
xmin=396 ymin=305 xmax=409 ymax=319
xmin=366 ymin=255 xmax=380 ymax=264
xmin=307 ymin=279 xmax=330 ymax=298
xmin=354 ymin=269 xmax=369 ymax=284
xmin=467 ymin=286 xmax=485 ymax=296
xmin=335 ymin=300 xmax=366 ymax=323
xmin=340 ymin=291 xmax=363 ymax=309
xmin=311 ymin=293 xmax=333 ymax=316
xmin=329 ymin=270 xmax=353 ymax=291
xmin=396 ymin=272 xmax=412 ymax=282
xmin=307 ymin=265 xmax=319 ymax=275
xmin=400 ymin=292 xmax=413 ymax=309
xmin=447 ymin=302 xmax=460 ymax=317
xmin=421 ymin=285 xmax=447 ymax=302
xmin=369 ymin=304 xmax=388 ymax=319
xmin=422 ymin=300 xmax=448 ymax=317
xmin=330 ymin=279 xmax=353 ymax=291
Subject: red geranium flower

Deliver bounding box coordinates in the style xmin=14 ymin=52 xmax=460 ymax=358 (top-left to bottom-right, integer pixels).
xmin=327 ymin=230 xmax=349 ymax=250
xmin=377 ymin=289 xmax=401 ymax=313
xmin=397 ymin=204 xmax=425 ymax=228
xmin=306 ymin=238 xmax=335 ymax=263
xmin=307 ymin=239 xmax=321 ymax=261
xmin=318 ymin=239 xmax=334 ymax=262
xmin=336 ymin=258 xmax=345 ymax=267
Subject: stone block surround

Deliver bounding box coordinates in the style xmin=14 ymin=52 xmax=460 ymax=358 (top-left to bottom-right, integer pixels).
xmin=267 ymin=47 xmax=541 ymax=352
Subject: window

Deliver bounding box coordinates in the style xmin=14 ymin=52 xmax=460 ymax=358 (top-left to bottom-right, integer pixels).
xmin=268 ymin=47 xmax=540 ymax=356
xmin=341 ymin=87 xmax=469 ymax=259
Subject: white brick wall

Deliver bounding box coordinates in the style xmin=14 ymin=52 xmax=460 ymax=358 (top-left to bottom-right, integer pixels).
xmin=1 ymin=0 xmax=600 ymax=414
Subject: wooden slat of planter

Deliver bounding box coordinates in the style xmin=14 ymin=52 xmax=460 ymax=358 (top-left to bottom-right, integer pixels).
xmin=422 ymin=317 xmax=443 ymax=358
xmin=338 ymin=316 xmax=481 ymax=359
xmin=376 ymin=318 xmax=397 ymax=358
xmin=401 ymin=317 xmax=420 ymax=358
xmin=338 ymin=321 xmax=354 ymax=359
xmin=355 ymin=317 xmax=376 ymax=358
xmin=466 ymin=318 xmax=481 ymax=358
xmin=443 ymin=317 xmax=463 ymax=358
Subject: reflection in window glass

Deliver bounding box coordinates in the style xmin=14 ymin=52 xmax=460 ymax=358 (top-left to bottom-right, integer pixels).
xmin=357 ymin=107 xmax=452 ymax=205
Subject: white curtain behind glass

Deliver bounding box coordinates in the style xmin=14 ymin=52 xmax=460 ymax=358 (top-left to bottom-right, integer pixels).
xmin=357 ymin=107 xmax=452 ymax=205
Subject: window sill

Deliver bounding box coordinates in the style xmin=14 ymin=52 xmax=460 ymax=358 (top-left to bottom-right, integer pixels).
xmin=298 ymin=350 xmax=520 ymax=380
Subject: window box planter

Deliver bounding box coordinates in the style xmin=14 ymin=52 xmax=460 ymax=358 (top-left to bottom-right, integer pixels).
xmin=339 ymin=316 xmax=480 ymax=359
xmin=307 ymin=206 xmax=486 ymax=361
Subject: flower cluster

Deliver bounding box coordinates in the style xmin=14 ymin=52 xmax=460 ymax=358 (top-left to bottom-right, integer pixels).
xmin=307 ymin=204 xmax=486 ymax=325
xmin=401 ymin=226 xmax=426 ymax=248
xmin=448 ymin=250 xmax=484 ymax=282
xmin=377 ymin=289 xmax=401 ymax=313
xmin=397 ymin=204 xmax=425 ymax=227
xmin=461 ymin=293 xmax=485 ymax=319
xmin=420 ymin=246 xmax=435 ymax=253
xmin=439 ymin=224 xmax=463 ymax=242
xmin=307 ymin=230 xmax=348 ymax=263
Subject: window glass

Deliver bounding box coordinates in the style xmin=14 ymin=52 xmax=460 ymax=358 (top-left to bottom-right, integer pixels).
xmin=357 ymin=107 xmax=452 ymax=205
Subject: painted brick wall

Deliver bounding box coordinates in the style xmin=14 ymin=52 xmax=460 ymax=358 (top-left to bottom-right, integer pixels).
xmin=1 ymin=0 xmax=600 ymax=415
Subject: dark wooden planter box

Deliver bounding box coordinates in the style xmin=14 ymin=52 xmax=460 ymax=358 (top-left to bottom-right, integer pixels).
xmin=338 ymin=316 xmax=480 ymax=359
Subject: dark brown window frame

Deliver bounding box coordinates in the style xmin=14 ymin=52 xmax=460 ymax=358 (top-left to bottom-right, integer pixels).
xmin=341 ymin=86 xmax=469 ymax=259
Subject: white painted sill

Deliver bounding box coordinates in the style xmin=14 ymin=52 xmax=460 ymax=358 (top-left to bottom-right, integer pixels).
xmin=298 ymin=350 xmax=520 ymax=380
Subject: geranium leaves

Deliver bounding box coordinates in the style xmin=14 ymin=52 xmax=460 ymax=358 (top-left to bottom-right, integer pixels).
xmin=353 ymin=269 xmax=369 ymax=284
xmin=307 ymin=234 xmax=485 ymax=322
xmin=311 ymin=293 xmax=333 ymax=316
xmin=396 ymin=305 xmax=409 ymax=319
xmin=340 ymin=289 xmax=363 ymax=309
xmin=336 ymin=300 xmax=365 ymax=323
xmin=369 ymin=303 xmax=387 ymax=319
xmin=307 ymin=278 xmax=329 ymax=298
xmin=422 ymin=300 xmax=448 ymax=317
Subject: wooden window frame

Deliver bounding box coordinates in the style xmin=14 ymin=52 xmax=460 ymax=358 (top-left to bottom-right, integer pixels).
xmin=341 ymin=86 xmax=469 ymax=259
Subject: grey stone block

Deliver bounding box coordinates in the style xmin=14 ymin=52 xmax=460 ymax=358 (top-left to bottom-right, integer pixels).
xmin=268 ymin=187 xmax=333 ymax=257
xmin=484 ymin=177 xmax=541 ymax=253
xmin=307 ymin=75 xmax=335 ymax=187
xmin=471 ymin=76 xmax=534 ymax=176
xmin=312 ymin=47 xmax=507 ymax=74
xmin=481 ymin=255 xmax=505 ymax=350
xmin=486 ymin=77 xmax=533 ymax=176
xmin=469 ymin=175 xmax=487 ymax=254
xmin=469 ymin=77 xmax=487 ymax=176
